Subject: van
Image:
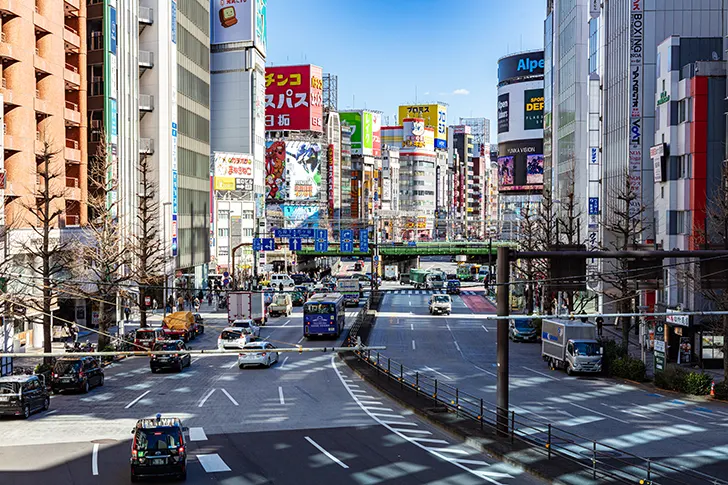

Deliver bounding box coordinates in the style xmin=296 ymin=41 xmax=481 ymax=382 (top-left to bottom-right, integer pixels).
xmin=0 ymin=375 xmax=50 ymax=418
xmin=269 ymin=293 xmax=292 ymax=317
xmin=270 ymin=274 xmax=295 ymax=288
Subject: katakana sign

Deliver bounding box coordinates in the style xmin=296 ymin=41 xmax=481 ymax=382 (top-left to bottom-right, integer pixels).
xmin=265 ymin=65 xmax=323 ymax=132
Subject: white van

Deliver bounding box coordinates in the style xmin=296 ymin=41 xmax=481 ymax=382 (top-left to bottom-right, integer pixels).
xmin=270 ymin=274 xmax=295 ymax=288
xmin=269 ymin=293 xmax=292 ymax=317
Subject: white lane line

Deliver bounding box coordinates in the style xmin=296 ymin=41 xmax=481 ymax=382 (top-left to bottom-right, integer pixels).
xmin=381 ymin=420 xmax=418 ymax=426
xmin=370 ymin=413 xmax=406 ymax=419
xmin=473 ymin=365 xmax=497 ymax=378
xmin=278 ymin=386 xmax=285 ymax=405
xmin=304 ymin=436 xmax=349 ymax=469
xmin=191 ymin=358 xmax=200 ymax=364
xmin=280 ymin=356 xmax=289 ymax=368
xmin=283 ymin=320 xmax=290 ymax=326
xmin=412 ymin=438 xmax=450 ymax=445
xmin=366 ymin=407 xmax=394 ymax=413
xmin=189 ymin=427 xmax=208 ymax=441
xmin=629 ymin=403 xmax=699 ymax=425
xmin=409 ymin=301 xmax=412 ymax=306
xmin=125 ymin=390 xmax=151 ymax=409
xmin=198 ymin=389 xmax=216 ymax=407
xmin=92 ymin=443 xmax=99 ymax=476
xmin=522 ymin=366 xmax=559 ymax=381
xmin=412 ymin=340 xmax=416 ymax=350
xmin=426 ymin=447 xmax=470 ymax=455
xmin=569 ymin=402 xmax=629 ymax=424
xmin=424 ymin=366 xmax=453 ymax=381
xmin=410 ymin=323 xmax=414 ymax=330
xmin=481 ymin=325 xmax=489 ymax=332
xmin=197 ymin=454 xmax=232 ymax=473
xmin=453 ymin=458 xmax=491 ymax=466
xmin=45 ymin=409 xmax=58 ymax=415
xmin=297 ymin=336 xmax=304 ymax=344
xmin=454 ymin=341 xmax=461 ymax=352
xmin=392 ymin=428 xmax=432 ymax=435
xmin=229 ymin=360 xmax=239 ymax=369
xmin=221 ymin=388 xmax=239 ymax=406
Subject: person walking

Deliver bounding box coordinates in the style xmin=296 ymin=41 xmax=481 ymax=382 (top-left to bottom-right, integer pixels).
xmin=152 ymin=298 xmax=158 ymax=314
xmin=596 ymin=317 xmax=604 ymax=338
xmin=123 ymin=306 xmax=131 ymax=322
xmin=193 ymin=297 xmax=200 ymax=312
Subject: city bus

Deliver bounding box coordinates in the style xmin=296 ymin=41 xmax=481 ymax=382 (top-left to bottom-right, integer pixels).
xmin=303 ymin=293 xmax=345 ymax=338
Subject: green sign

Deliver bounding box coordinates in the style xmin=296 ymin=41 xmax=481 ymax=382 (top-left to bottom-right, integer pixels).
xmin=362 ymin=111 xmax=373 ymax=151
xmin=654 ymin=339 xmax=666 ymax=372
xmin=657 ymin=91 xmax=670 ymax=106
xmin=340 ymin=112 xmax=362 ymax=153
xmin=524 ymin=88 xmax=544 ymax=131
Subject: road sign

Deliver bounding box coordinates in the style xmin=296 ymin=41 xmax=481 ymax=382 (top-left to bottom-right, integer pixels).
xmin=314 ymin=240 xmax=329 ymax=252
xmin=359 ymin=229 xmax=369 ymax=253
xmin=274 ymin=228 xmax=315 ymax=239
xmin=315 ymin=229 xmax=328 ymax=241
xmin=262 ymin=238 xmax=276 ymax=251
xmin=341 ymin=229 xmax=354 ymax=253
xmin=289 ymin=238 xmax=303 ymax=251
xmin=408 ymin=241 xmax=417 ymax=247
xmin=253 ymin=238 xmax=262 ymax=251
xmin=373 ymin=255 xmax=379 ymax=263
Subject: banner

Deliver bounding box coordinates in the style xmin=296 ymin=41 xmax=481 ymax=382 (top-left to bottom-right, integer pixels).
xmin=286 ymin=141 xmax=321 ymax=200
xmin=265 ymin=140 xmax=286 ymax=200
xmin=211 ymin=0 xmax=253 ymax=45
xmin=265 ymin=65 xmax=323 ymax=132
xmin=497 ymin=93 xmax=510 ymax=134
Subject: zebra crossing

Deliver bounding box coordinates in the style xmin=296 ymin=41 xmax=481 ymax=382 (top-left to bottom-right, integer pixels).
xmin=385 ymin=289 xmax=481 ymax=296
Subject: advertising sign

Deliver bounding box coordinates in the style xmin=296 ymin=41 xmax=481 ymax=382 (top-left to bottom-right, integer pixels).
xmin=214 ymin=152 xmax=253 ymax=178
xmin=372 ymin=112 xmax=381 ymax=157
xmin=398 ymin=104 xmax=447 ymax=149
xmin=283 ymin=205 xmax=319 ymax=228
xmin=359 ymin=229 xmax=369 ymax=253
xmin=265 ymin=65 xmax=323 ymax=132
xmin=524 ymin=88 xmax=544 ymax=130
xmin=211 ymin=0 xmax=253 ymax=45
xmin=651 ymin=144 xmax=664 ymax=182
xmin=629 ymin=0 xmax=643 ymax=215
xmin=265 ymin=140 xmax=286 ymax=200
xmin=588 ymin=197 xmax=600 ymax=215
xmin=497 ymin=51 xmax=545 ymax=85
xmin=362 ymin=111 xmax=374 ymax=154
xmin=497 ymin=139 xmax=544 ymax=192
xmin=340 ymin=111 xmax=362 ymax=154
xmin=254 ymin=0 xmax=267 ymax=56
xmin=401 ymin=118 xmax=435 ymax=151
xmin=497 ymin=93 xmax=510 ymax=134
xmin=286 ymin=141 xmax=321 ymax=200
xmin=327 ymin=144 xmax=335 ymax=217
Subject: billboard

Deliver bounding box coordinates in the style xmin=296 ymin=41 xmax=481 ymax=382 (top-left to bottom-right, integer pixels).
xmin=265 ymin=65 xmax=323 ymax=132
xmin=211 ymin=0 xmax=253 ymax=45
xmin=401 ymin=118 xmax=435 ymax=151
xmin=340 ymin=112 xmax=362 ymax=153
xmin=497 ymin=51 xmax=545 ymax=85
xmin=254 ymin=0 xmax=267 ymax=56
xmin=497 ymin=80 xmax=543 ymax=142
xmin=524 ymin=89 xmax=544 ymax=131
xmin=497 ymin=93 xmax=509 ymax=134
xmin=213 ymin=152 xmax=253 ymax=178
xmin=286 ymin=141 xmax=322 ymax=200
xmin=497 ymin=139 xmax=544 ymax=192
xmin=372 ymin=112 xmax=381 ymax=157
xmin=265 ymin=140 xmax=286 ymax=200
xmin=283 ymin=205 xmax=320 ymax=229
xmin=398 ymin=104 xmax=447 ymax=149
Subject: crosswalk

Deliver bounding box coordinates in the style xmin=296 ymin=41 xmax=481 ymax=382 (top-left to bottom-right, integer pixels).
xmin=385 ymin=289 xmax=481 ymax=296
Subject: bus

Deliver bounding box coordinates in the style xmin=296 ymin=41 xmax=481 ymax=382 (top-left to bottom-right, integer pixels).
xmin=303 ymin=293 xmax=345 ymax=338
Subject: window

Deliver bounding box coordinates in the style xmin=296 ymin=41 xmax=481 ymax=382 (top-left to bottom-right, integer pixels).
xmin=675 ymin=211 xmax=691 ymax=234
xmin=678 ymin=98 xmax=690 ymax=123
xmin=242 ymin=228 xmax=253 ymax=237
xmin=242 ymin=210 xmax=254 ymax=219
xmin=178 ymin=107 xmax=210 ymax=143
xmin=88 ymin=64 xmax=103 ymax=96
xmin=218 ymin=228 xmax=229 ymax=237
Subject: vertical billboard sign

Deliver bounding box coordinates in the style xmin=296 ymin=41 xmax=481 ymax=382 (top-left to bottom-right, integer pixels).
xmin=371 ymin=112 xmax=381 ymax=157
xmin=362 ymin=111 xmax=373 ymax=156
xmin=497 ymin=93 xmax=510 ymax=133
xmin=170 ymin=0 xmax=178 ymax=257
xmin=327 ymin=144 xmax=335 ymax=218
xmin=265 ymin=140 xmax=286 ymax=200
xmin=211 ymin=0 xmax=253 ymax=44
xmin=265 ymin=65 xmax=323 ymax=132
xmin=286 ymin=141 xmax=321 ymax=200
xmin=254 ymin=0 xmax=267 ymax=56
xmin=629 ymin=0 xmax=643 ymax=216
xmin=398 ymin=104 xmax=447 ymax=149
xmin=340 ymin=112 xmax=363 ymax=154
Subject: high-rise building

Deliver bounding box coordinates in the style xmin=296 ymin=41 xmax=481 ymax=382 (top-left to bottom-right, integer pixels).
xmin=459 ymin=117 xmax=491 ymax=155
xmin=449 ymin=126 xmax=474 ymax=238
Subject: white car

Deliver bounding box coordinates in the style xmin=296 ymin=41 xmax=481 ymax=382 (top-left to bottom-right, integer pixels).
xmin=230 ymin=319 xmax=260 ymax=337
xmin=237 ymin=341 xmax=279 ymax=368
xmin=270 ymin=274 xmax=295 ymax=288
xmin=429 ymin=294 xmax=452 ymax=315
xmin=217 ymin=327 xmax=257 ymax=351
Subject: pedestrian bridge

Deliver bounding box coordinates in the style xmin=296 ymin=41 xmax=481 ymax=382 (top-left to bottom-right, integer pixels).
xmin=296 ymin=241 xmax=515 ymax=258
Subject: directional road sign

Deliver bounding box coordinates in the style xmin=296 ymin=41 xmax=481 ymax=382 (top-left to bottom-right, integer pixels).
xmin=274 ymin=228 xmax=315 ymax=239
xmin=314 ymin=240 xmax=329 ymax=252
xmin=340 ymin=229 xmax=354 ymax=253
xmin=289 ymin=238 xmax=303 ymax=251
xmin=408 ymin=241 xmax=417 ymax=247
xmin=261 ymin=238 xmax=276 ymax=251
xmin=253 ymin=238 xmax=262 ymax=251
xmin=359 ymin=229 xmax=369 ymax=253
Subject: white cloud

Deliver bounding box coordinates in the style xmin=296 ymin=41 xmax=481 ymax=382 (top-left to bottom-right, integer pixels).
xmin=423 ymin=91 xmax=430 ymax=95
xmin=452 ymin=88 xmax=470 ymax=95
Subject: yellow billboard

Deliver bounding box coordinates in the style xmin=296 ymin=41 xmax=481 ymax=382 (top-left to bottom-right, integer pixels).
xmin=398 ymin=104 xmax=447 ymax=149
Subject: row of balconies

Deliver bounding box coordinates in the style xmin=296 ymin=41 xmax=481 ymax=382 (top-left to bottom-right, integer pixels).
xmin=33 ymin=174 xmax=81 ymax=200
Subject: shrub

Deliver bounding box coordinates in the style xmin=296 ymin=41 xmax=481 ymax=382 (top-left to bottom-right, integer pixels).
xmin=100 ymin=345 xmax=116 ymax=363
xmin=654 ymin=364 xmax=687 ymax=392
xmin=34 ymin=362 xmax=53 ymax=375
xmin=682 ymin=372 xmax=713 ymax=396
xmin=609 ymin=356 xmax=646 ymax=382
xmin=600 ymin=339 xmax=628 ymax=376
xmin=714 ymin=380 xmax=728 ymax=400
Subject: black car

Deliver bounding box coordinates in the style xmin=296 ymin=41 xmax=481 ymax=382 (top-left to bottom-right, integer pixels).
xmin=509 ymin=319 xmax=540 ymax=342
xmin=0 ymin=375 xmax=49 ymax=418
xmin=51 ymin=356 xmax=104 ymax=394
xmin=291 ymin=273 xmax=313 ymax=285
xmin=150 ymin=340 xmax=192 ymax=373
xmin=446 ymin=279 xmax=461 ymax=295
xmin=192 ymin=313 xmax=204 ymax=336
xmin=130 ymin=414 xmax=188 ymax=482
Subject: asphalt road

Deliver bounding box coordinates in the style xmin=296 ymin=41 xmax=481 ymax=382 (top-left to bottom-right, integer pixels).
xmin=0 ymin=293 xmax=544 ymax=485
xmin=367 ymin=287 xmax=728 ymax=481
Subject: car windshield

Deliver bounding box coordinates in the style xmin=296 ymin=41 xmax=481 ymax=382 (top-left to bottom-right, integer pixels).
xmin=574 ymin=342 xmax=601 ymax=356
xmin=244 ymin=344 xmax=265 ymax=350
xmin=433 ymin=296 xmax=450 ymax=303
xmin=305 ymin=303 xmax=334 ymax=314
xmin=136 ymin=330 xmax=155 ymax=340
xmin=54 ymin=360 xmax=82 ymax=374
xmin=273 ymin=295 xmax=288 ymax=304
xmin=135 ymin=428 xmax=181 ymax=452
xmin=515 ymin=320 xmax=536 ymax=330
xmin=0 ymin=382 xmax=21 ymax=394
xmin=221 ymin=330 xmax=242 ymax=340
xmin=448 ymin=280 xmax=460 ymax=286
xmin=232 ymin=321 xmax=251 ymax=328
xmin=153 ymin=343 xmax=179 ymax=351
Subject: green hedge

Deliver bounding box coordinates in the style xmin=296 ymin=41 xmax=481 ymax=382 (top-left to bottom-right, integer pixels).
xmin=600 ymin=339 xmax=628 ymax=375
xmin=610 ymin=356 xmax=647 ymax=381
xmin=654 ymin=364 xmax=714 ymax=395
xmin=714 ymin=380 xmax=728 ymax=400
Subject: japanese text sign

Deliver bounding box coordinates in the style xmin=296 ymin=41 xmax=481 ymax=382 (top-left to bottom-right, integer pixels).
xmin=265 ymin=64 xmax=323 ymax=132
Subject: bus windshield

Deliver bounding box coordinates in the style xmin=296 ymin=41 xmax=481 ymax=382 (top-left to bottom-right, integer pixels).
xmin=304 ymin=303 xmax=335 ymax=314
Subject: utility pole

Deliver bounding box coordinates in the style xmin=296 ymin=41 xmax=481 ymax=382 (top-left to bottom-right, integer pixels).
xmin=496 ymin=246 xmax=510 ymax=436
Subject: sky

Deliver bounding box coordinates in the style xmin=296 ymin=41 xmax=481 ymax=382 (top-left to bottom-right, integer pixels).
xmin=266 ymin=0 xmax=546 ymax=139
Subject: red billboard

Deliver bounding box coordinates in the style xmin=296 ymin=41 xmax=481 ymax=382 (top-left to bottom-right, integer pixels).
xmin=265 ymin=64 xmax=323 ymax=132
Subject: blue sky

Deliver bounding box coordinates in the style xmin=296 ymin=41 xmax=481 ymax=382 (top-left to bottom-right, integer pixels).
xmin=266 ymin=0 xmax=545 ymax=139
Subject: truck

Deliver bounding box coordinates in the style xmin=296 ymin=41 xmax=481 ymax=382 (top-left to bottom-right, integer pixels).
xmin=410 ymin=269 xmax=430 ymax=289
xmin=541 ymin=319 xmax=603 ymax=375
xmin=426 ymin=271 xmax=446 ymax=290
xmin=336 ymin=278 xmax=360 ymax=306
xmin=162 ymin=312 xmax=195 ymax=342
xmin=228 ymin=291 xmax=266 ymax=326
xmin=384 ymin=264 xmax=399 ymax=281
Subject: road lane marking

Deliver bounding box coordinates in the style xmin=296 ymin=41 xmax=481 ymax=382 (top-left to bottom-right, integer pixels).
xmin=424 ymin=366 xmax=453 ymax=381
xmin=481 ymin=325 xmax=489 ymax=332
xmin=279 ymin=386 xmax=285 ymax=405
xmin=409 ymin=301 xmax=412 ymax=306
xmin=473 ymin=365 xmax=497 ymax=377
xmin=412 ymin=438 xmax=449 ymax=445
xmin=304 ymin=436 xmax=349 ymax=469
xmin=412 ymin=340 xmax=416 ymax=350
xmin=425 ymin=447 xmax=469 ymax=455
xmin=366 ymin=407 xmax=394 ymax=412
xmin=280 ymin=356 xmax=289 ymax=368
xmin=124 ymin=390 xmax=151 ymax=409
xmin=198 ymin=389 xmax=216 ymax=407
xmin=297 ymin=336 xmax=304 ymax=344
xmin=197 ymin=454 xmax=231 ymax=473
xmin=411 ymin=323 xmax=414 ymax=330
xmin=453 ymin=458 xmax=491 ymax=466
xmin=370 ymin=413 xmax=406 ymax=419
xmin=454 ymin=341 xmax=461 ymax=352
xmin=189 ymin=427 xmax=208 ymax=441
xmin=221 ymin=388 xmax=239 ymax=406
xmin=392 ymin=428 xmax=432 ymax=435
xmin=522 ymin=366 xmax=559 ymax=381
xmin=92 ymin=443 xmax=99 ymax=476
xmin=568 ymin=402 xmax=629 ymax=424
xmin=381 ymin=420 xmax=417 ymax=426
xmin=629 ymin=403 xmax=698 ymax=425
xmin=284 ymin=320 xmax=290 ymax=326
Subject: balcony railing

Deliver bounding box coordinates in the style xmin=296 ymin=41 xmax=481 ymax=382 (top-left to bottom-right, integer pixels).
xmin=138 ymin=50 xmax=154 ymax=69
xmin=64 ymin=62 xmax=78 ymax=73
xmin=65 ymin=139 xmax=78 ymax=149
xmin=66 ymin=176 xmax=78 ymax=188
xmin=66 ymin=215 xmax=80 ymax=226
xmin=65 ymin=100 xmax=78 ymax=112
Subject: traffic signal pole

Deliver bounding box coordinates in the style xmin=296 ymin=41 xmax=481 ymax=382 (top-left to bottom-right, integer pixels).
xmin=496 ymin=246 xmax=510 ymax=436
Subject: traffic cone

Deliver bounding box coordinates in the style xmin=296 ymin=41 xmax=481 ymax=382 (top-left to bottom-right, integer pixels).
xmin=711 ymin=381 xmax=716 ymax=398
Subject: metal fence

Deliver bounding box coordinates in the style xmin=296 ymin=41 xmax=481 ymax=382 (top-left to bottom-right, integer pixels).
xmin=353 ymin=347 xmax=727 ymax=485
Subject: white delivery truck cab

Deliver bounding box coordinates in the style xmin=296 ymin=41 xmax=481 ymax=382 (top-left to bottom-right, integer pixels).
xmin=541 ymin=319 xmax=602 ymax=375
xmin=336 ymin=279 xmax=361 ymax=306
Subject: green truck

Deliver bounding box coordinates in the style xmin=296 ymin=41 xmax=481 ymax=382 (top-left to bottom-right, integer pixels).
xmin=410 ymin=269 xmax=445 ymax=290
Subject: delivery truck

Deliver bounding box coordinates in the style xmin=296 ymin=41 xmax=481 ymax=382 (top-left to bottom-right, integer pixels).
xmin=336 ymin=278 xmax=361 ymax=306
xmin=228 ymin=291 xmax=266 ymax=326
xmin=541 ymin=319 xmax=603 ymax=375
xmin=384 ymin=265 xmax=399 ymax=281
xmin=162 ymin=311 xmax=195 ymax=342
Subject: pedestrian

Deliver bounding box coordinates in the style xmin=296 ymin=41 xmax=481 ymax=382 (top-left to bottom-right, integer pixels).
xmin=207 ymin=292 xmax=213 ymax=306
xmin=123 ymin=306 xmax=131 ymax=322
xmin=70 ymin=322 xmax=79 ymax=343
xmin=193 ymin=297 xmax=200 ymax=312
xmin=177 ymin=296 xmax=184 ymax=312
xmin=596 ymin=317 xmax=604 ymax=338
xmin=152 ymin=298 xmax=158 ymax=314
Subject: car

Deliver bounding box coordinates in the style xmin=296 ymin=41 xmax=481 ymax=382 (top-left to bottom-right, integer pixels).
xmin=134 ymin=328 xmax=165 ymax=349
xmin=150 ymin=340 xmax=192 ymax=373
xmin=291 ymin=290 xmax=306 ymax=306
xmin=446 ymin=279 xmax=461 ymax=295
xmin=294 ymin=284 xmax=311 ymax=297
xmin=237 ymin=341 xmax=279 ymax=368
xmin=269 ymin=293 xmax=293 ymax=317
xmin=351 ymin=273 xmax=372 ymax=289
xmin=229 ymin=319 xmax=260 ymax=337
xmin=270 ymin=273 xmax=295 ymax=288
xmin=429 ymin=294 xmax=452 ymax=315
xmin=130 ymin=414 xmax=188 ymax=482
xmin=217 ymin=327 xmax=257 ymax=351
xmin=509 ymin=318 xmax=540 ymax=342
xmin=51 ymin=356 xmax=104 ymax=393
xmin=192 ymin=313 xmax=204 ymax=336
xmin=353 ymin=261 xmax=363 ymax=271
xmin=0 ymin=375 xmax=49 ymax=418
xmin=291 ymin=273 xmax=313 ymax=285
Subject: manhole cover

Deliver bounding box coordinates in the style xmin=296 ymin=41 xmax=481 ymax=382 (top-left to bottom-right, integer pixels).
xmin=91 ymin=439 xmax=118 ymax=445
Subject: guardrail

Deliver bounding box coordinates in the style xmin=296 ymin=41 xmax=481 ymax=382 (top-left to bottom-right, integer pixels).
xmin=351 ymin=339 xmax=725 ymax=484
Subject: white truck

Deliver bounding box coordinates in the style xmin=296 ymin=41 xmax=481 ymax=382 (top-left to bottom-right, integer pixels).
xmin=541 ymin=319 xmax=602 ymax=375
xmin=228 ymin=291 xmax=266 ymax=326
xmin=336 ymin=279 xmax=361 ymax=306
xmin=384 ymin=265 xmax=399 ymax=281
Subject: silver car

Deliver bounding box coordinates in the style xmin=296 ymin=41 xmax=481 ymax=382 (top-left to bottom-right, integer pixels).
xmin=237 ymin=341 xmax=279 ymax=369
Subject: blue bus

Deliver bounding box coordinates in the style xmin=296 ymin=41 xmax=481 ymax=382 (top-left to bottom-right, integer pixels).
xmin=303 ymin=293 xmax=345 ymax=338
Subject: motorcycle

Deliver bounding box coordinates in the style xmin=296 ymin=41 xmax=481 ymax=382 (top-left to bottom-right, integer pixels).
xmin=64 ymin=340 xmax=97 ymax=353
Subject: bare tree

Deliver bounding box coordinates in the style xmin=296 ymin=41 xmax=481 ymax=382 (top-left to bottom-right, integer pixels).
xmin=70 ymin=137 xmax=130 ymax=349
xmin=17 ymin=136 xmax=72 ymax=363
xmin=130 ymin=155 xmax=164 ymax=328
xmin=517 ymin=200 xmax=543 ymax=314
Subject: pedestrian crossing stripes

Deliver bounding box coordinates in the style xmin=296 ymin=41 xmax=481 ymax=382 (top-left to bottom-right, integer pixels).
xmin=385 ymin=289 xmax=480 ymax=296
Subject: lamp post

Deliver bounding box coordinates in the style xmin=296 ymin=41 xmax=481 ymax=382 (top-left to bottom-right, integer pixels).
xmin=162 ymin=202 xmax=172 ymax=317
